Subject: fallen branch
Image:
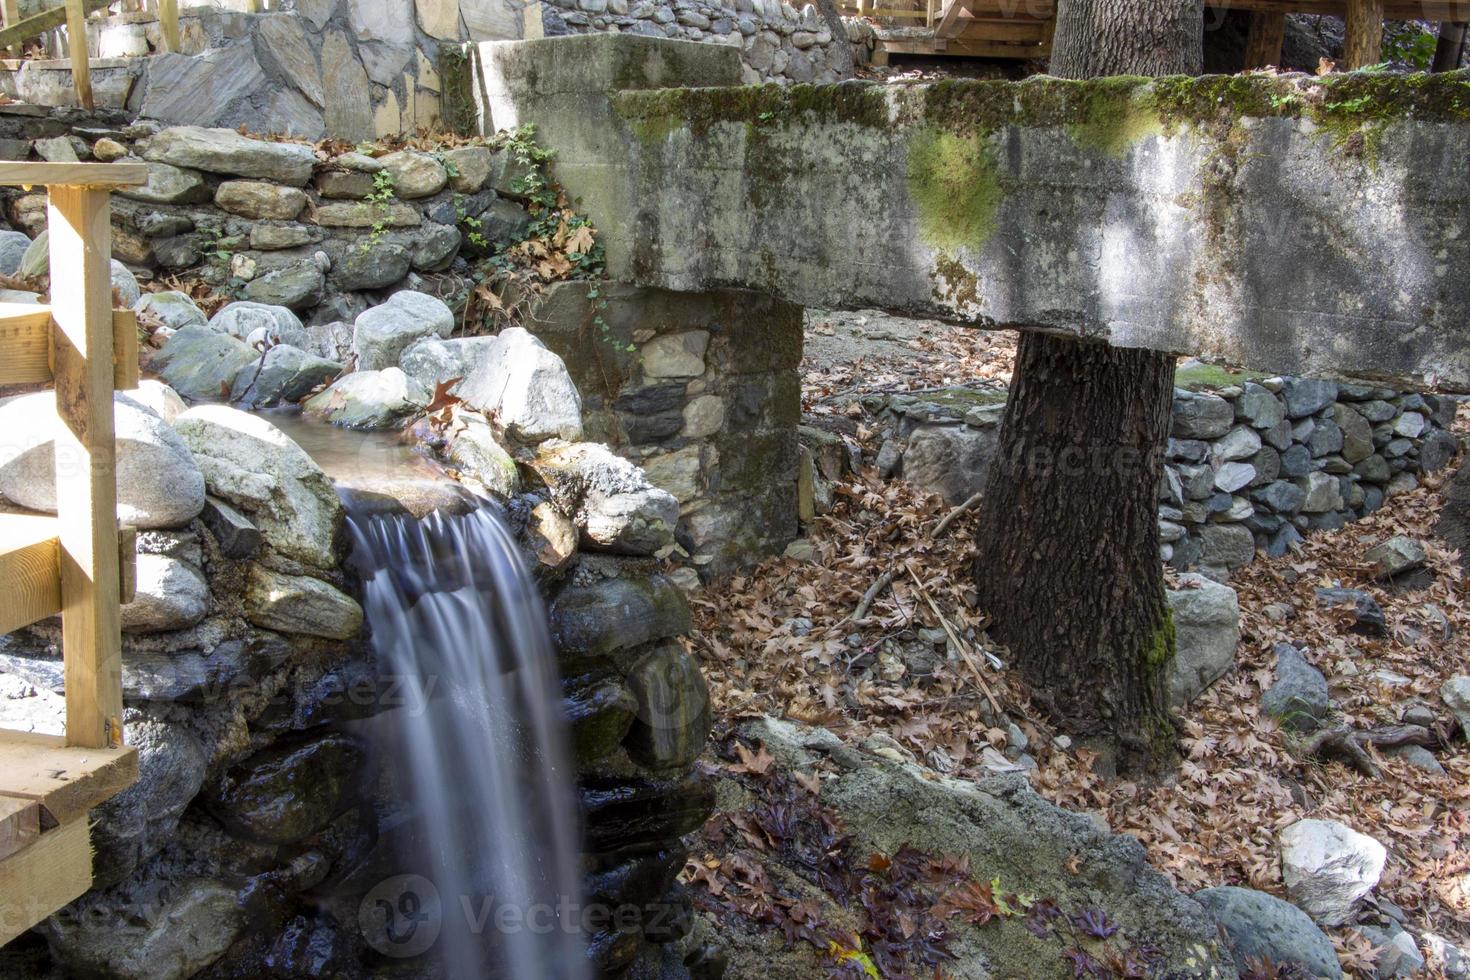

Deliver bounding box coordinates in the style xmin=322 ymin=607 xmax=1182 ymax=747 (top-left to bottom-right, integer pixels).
xmin=851 ymin=567 xmax=900 ymax=624
xmin=905 ymin=565 xmax=1004 ymax=719
xmin=932 ymin=491 xmax=984 ymax=540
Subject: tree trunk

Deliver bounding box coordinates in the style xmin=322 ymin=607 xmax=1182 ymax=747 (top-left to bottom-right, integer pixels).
xmin=972 ymin=0 xmax=1200 ymax=774
xmin=1342 ymin=0 xmax=1384 ymax=69
xmin=1433 ymin=24 xmax=1467 ymax=73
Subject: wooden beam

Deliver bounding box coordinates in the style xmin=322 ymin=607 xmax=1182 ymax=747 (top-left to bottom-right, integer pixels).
xmin=48 ymin=184 xmax=123 ymax=751
xmin=1343 ymin=0 xmax=1385 ymax=67
xmin=0 ymin=814 xmax=91 ymax=946
xmin=934 ymin=0 xmax=969 ymax=38
xmin=0 ymin=0 xmax=114 ymax=58
xmin=0 ymin=515 xmax=61 ymax=637
xmin=1244 ymin=11 xmax=1286 ymax=67
xmin=0 ymin=795 xmax=41 ymax=862
xmin=0 ymin=306 xmax=151 ymax=388
xmin=1433 ymin=22 xmax=1466 ymax=71
xmin=0 ymin=731 xmax=137 ymax=825
xmin=64 ymin=0 xmax=92 ymax=112
xmin=0 ymin=162 xmax=149 ymax=188
xmin=159 ymin=0 xmax=179 ymax=53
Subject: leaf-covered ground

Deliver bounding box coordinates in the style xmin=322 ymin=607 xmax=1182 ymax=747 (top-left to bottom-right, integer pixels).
xmin=682 ymin=318 xmax=1468 ymax=976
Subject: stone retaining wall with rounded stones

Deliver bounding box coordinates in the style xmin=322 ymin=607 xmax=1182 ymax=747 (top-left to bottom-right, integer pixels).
xmin=862 ymin=366 xmax=1460 ymax=577
xmin=0 ymin=391 xmax=713 ymax=978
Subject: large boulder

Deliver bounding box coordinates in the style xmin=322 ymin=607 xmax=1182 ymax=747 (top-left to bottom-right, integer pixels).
xmin=120 ymin=553 xmax=209 ymax=633
xmin=439 ymin=407 xmax=520 ymax=498
xmin=171 ymin=405 xmax=342 ymax=571
xmin=399 ymin=335 xmax=501 ymax=392
xmin=123 ymin=380 xmax=188 ymax=424
xmin=351 ymin=290 xmax=455 ymax=371
xmin=376 ymin=149 xmax=447 ymax=198
xmin=531 ymin=443 xmax=679 ymax=556
xmin=1194 ymin=886 xmax=1342 ymax=979
xmin=208 ymin=301 xmax=307 ymax=348
xmin=142 ymin=126 xmax=317 ymax=185
xmin=229 ymin=344 xmax=342 ymax=409
xmin=0 ymin=392 xmax=204 ymax=529
xmin=302 ymin=368 xmax=429 ymax=429
xmin=1279 ymin=818 xmax=1387 ymax=927
xmin=900 ymin=423 xmax=999 ymax=505
xmin=1165 ymin=574 xmax=1240 ymax=706
xmin=244 ymin=564 xmax=362 ymax=640
xmin=151 ymin=324 xmax=259 ymax=401
xmin=457 ymin=326 xmax=583 ymax=443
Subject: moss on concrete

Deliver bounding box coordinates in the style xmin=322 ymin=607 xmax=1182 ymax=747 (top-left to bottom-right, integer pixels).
xmin=613 ymin=82 xmax=890 ymax=141
xmin=907 ymin=126 xmax=1002 ymax=254
xmin=1174 ymin=362 xmax=1269 ymax=391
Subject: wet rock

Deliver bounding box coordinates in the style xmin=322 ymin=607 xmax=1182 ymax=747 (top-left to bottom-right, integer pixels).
xmin=1195 ymin=885 xmax=1342 ymax=980
xmin=303 ymin=367 xmax=429 ymax=429
xmin=230 ymin=344 xmax=343 ymax=408
xmin=244 ymin=564 xmax=362 ymax=640
xmin=441 ymin=407 xmax=520 ymax=498
xmin=1279 ymin=818 xmax=1386 ymax=926
xmin=121 ymin=553 xmax=209 ymax=632
xmin=173 ymin=405 xmax=343 ymax=571
xmin=458 ymin=326 xmax=584 ymax=443
xmin=1165 ymin=574 xmax=1240 ymax=706
xmin=581 ymin=773 xmax=716 ymax=853
xmin=566 ymin=673 xmax=639 ymax=765
xmin=1262 ymin=643 xmax=1330 ymax=732
xmin=204 ymin=733 xmax=364 ymax=844
xmin=352 ymin=290 xmax=455 ymax=371
xmin=551 ymin=573 xmax=692 ymax=664
xmin=622 ymin=642 xmax=711 ymax=770
xmin=0 ymin=391 xmax=205 ymax=529
xmin=531 ymin=443 xmax=679 ymax=555
xmin=1315 ymin=587 xmax=1387 ymax=636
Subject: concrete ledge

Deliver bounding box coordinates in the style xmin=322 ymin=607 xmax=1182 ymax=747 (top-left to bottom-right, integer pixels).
xmin=478 ymin=35 xmax=1470 ymax=391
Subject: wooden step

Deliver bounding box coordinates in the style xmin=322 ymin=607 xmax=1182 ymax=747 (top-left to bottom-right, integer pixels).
xmin=0 ymin=729 xmax=137 ymax=828
xmin=0 ymin=305 xmax=140 ymax=389
xmin=0 ymin=162 xmax=148 ymax=190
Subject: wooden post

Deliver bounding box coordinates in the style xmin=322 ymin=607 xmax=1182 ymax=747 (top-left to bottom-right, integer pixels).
xmin=159 ymin=0 xmax=179 ymax=53
xmin=2 ymin=0 xmax=18 ymax=58
xmin=1433 ymin=23 xmax=1467 ymax=72
xmin=47 ymin=184 xmax=122 ymax=751
xmin=1243 ymin=12 xmax=1286 ymax=68
xmin=64 ymin=0 xmax=92 ymax=111
xmin=1343 ymin=0 xmax=1384 ymax=69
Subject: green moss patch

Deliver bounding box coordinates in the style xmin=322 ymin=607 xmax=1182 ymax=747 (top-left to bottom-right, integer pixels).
xmin=1174 ymin=362 xmax=1269 ymax=391
xmin=907 ymin=126 xmax=1002 ymax=254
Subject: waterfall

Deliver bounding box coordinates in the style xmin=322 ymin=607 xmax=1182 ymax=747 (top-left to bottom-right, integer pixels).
xmin=346 ymin=501 xmax=589 ymax=979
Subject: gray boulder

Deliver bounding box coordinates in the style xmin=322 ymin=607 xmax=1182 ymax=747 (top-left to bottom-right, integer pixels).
xmin=377 ymin=149 xmax=447 ymax=198
xmin=143 ymin=126 xmax=317 ymax=185
xmin=302 ymin=368 xmax=429 ymax=429
xmin=1236 ymin=382 xmax=1285 ymax=429
xmin=120 ymin=553 xmax=209 ymax=633
xmin=172 ymin=405 xmax=343 ymax=571
xmin=531 ymin=442 xmax=680 ymax=556
xmin=1282 ymin=378 xmax=1339 ymax=418
xmin=1279 ymin=818 xmax=1386 ymax=926
xmin=440 ymin=407 xmax=520 ymax=498
xmin=1262 ymin=643 xmax=1330 ymax=732
xmin=208 ymin=301 xmax=306 ymax=348
xmin=109 ymin=260 xmax=141 ymax=308
xmin=1315 ymin=587 xmax=1387 ymax=635
xmin=123 ymin=380 xmax=188 ymax=424
xmin=0 ymin=229 xmax=31 ymax=274
xmin=1195 ymin=886 xmax=1343 ymax=979
xmin=900 ymin=423 xmax=999 ymax=505
xmin=1173 ymin=390 xmax=1234 ymax=439
xmin=303 ymin=320 xmax=355 ymax=362
xmin=115 ymin=161 xmax=210 ymax=205
xmin=1364 ymin=535 xmax=1426 ymax=581
xmin=0 ymin=392 xmax=204 ymax=529
xmin=244 ymin=565 xmax=361 ymax=640
xmin=1443 ymin=677 xmax=1470 ymax=740
xmin=1166 ymin=574 xmax=1240 ymax=706
xmin=240 ymin=259 xmax=325 ymax=311
xmin=152 ymin=324 xmax=260 ymax=401
xmin=457 ymin=327 xmax=583 ymax=443
xmin=399 ymin=334 xmax=502 ymax=392
xmin=351 ymin=290 xmax=455 ymax=371
xmin=1297 ymin=471 xmax=1344 ymax=513
xmin=229 ymin=344 xmax=342 ymax=409
xmin=135 ymin=290 xmax=207 ymax=331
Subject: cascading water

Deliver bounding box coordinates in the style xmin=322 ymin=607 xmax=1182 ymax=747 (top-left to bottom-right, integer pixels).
xmin=346 ymin=500 xmax=589 ymax=979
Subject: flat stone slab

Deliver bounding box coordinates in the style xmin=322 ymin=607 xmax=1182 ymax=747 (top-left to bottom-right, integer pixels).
xmin=478 ymin=35 xmax=1470 ymax=391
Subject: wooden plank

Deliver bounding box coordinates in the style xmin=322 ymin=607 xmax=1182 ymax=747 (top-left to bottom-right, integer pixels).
xmin=0 ymin=0 xmax=113 ymax=56
xmin=0 ymin=162 xmax=148 ymax=189
xmin=0 ymin=730 xmax=136 ymax=825
xmin=159 ymin=0 xmax=179 ymax=52
xmin=1244 ymin=11 xmax=1286 ymax=67
xmin=65 ymin=0 xmax=92 ymax=112
xmin=0 ymin=794 xmax=41 ymax=862
xmin=878 ymin=35 xmax=1048 ymax=57
xmin=0 ymin=307 xmax=154 ymax=388
xmin=0 ymin=514 xmax=61 ymax=637
xmin=0 ymin=303 xmax=55 ymax=386
xmin=935 ymin=0 xmax=969 ymax=38
xmin=48 ymin=185 xmax=123 ymax=751
xmin=0 ymin=815 xmax=91 ymax=946
xmin=953 ymin=18 xmax=1051 ymax=41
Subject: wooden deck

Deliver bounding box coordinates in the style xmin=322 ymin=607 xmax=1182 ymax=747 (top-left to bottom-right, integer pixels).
xmin=849 ymin=0 xmax=1470 ymax=66
xmin=0 ymin=161 xmax=145 ymax=946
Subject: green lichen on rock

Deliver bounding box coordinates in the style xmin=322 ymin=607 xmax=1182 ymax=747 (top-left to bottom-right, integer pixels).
xmin=907 ymin=125 xmax=1002 ymax=253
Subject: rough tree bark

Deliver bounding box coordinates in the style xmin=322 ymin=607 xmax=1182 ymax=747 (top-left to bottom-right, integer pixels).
xmin=972 ymin=0 xmax=1202 ymax=775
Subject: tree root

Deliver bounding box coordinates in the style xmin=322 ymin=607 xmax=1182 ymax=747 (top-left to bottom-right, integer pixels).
xmin=1298 ymin=724 xmax=1436 ymax=779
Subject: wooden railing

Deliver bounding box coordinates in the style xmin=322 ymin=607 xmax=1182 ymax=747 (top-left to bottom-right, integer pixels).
xmin=0 ymin=161 xmax=146 ymax=945
xmin=0 ymin=0 xmax=180 ymax=108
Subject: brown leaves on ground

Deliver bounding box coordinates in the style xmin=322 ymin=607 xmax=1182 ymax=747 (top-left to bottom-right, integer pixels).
xmin=690 ymin=403 xmax=1470 ymax=968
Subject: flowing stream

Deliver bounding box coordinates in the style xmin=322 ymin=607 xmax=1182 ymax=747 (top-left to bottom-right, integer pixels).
xmin=346 ymin=499 xmax=589 ymax=979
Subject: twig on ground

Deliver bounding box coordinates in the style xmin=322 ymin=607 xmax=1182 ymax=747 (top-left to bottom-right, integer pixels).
xmin=904 ymin=565 xmax=1003 ymax=719
xmin=933 ymin=491 xmax=984 ymax=540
